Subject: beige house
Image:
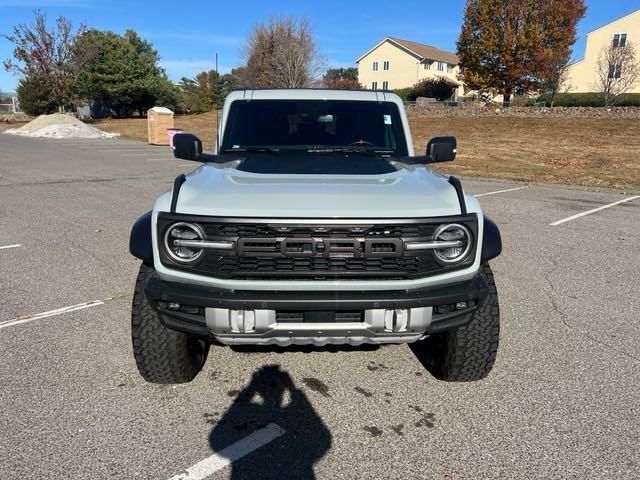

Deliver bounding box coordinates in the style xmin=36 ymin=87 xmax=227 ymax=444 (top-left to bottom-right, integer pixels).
xmin=565 ymin=9 xmax=640 ymax=93
xmin=355 ymin=37 xmax=463 ymax=98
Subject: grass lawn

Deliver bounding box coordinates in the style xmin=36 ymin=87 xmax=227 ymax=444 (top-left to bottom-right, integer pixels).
xmin=92 ymin=113 xmax=639 ymax=191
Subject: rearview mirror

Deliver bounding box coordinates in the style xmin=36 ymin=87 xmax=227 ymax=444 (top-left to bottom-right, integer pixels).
xmin=426 ymin=136 xmax=457 ymax=163
xmin=172 ymin=133 xmax=203 ymax=161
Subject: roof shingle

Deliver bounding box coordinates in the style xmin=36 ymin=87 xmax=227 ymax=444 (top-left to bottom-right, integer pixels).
xmin=388 ymin=37 xmax=459 ymax=65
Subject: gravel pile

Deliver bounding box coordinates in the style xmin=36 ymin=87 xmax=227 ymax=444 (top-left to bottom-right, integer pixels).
xmin=4 ymin=113 xmax=118 ymax=138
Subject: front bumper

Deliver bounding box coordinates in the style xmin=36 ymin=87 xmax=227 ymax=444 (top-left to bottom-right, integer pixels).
xmin=143 ymin=271 xmax=488 ymax=346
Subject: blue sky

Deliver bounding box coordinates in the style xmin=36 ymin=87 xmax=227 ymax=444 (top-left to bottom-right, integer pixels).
xmin=1 ymin=0 xmax=639 ymax=92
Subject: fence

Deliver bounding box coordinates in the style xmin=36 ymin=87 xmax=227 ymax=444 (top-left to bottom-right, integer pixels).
xmin=0 ymin=97 xmax=22 ymax=114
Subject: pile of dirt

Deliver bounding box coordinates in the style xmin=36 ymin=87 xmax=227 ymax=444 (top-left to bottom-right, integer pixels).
xmin=4 ymin=113 xmax=119 ymax=138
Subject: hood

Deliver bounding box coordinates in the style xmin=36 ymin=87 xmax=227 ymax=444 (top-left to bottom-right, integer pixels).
xmin=170 ymin=163 xmax=463 ymax=218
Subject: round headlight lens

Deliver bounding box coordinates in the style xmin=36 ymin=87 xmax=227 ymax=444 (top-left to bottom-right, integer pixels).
xmin=433 ymin=223 xmax=472 ymax=264
xmin=163 ymin=222 xmax=205 ymax=263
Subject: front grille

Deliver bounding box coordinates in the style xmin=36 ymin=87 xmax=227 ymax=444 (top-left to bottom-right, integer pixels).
xmin=207 ymin=255 xmax=439 ymax=279
xmin=158 ymin=214 xmax=477 ymax=280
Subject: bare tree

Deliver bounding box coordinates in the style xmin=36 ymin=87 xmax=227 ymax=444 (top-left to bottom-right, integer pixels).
xmin=244 ymin=17 xmax=324 ymax=88
xmin=595 ymin=41 xmax=640 ymax=106
xmin=541 ymin=51 xmax=573 ymax=106
xmin=2 ymin=10 xmax=86 ymax=112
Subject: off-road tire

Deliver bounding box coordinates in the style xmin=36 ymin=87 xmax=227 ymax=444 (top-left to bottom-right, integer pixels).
xmin=131 ymin=264 xmax=209 ymax=384
xmin=414 ymin=264 xmax=500 ymax=382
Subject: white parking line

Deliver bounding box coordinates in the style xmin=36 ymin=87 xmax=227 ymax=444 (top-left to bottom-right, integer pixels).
xmin=121 ymin=153 xmax=171 ymax=157
xmin=0 ymin=300 xmax=104 ymax=330
xmin=95 ymin=149 xmax=155 ymax=152
xmin=550 ymin=195 xmax=640 ymax=226
xmin=0 ymin=244 xmax=21 ymax=250
xmin=168 ymin=423 xmax=286 ymax=480
xmin=146 ymin=158 xmax=174 ymax=161
xmin=474 ymin=186 xmax=529 ymax=197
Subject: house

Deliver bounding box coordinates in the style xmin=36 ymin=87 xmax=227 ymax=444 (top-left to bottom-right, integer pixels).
xmin=355 ymin=37 xmax=463 ymax=98
xmin=565 ymin=9 xmax=640 ymax=93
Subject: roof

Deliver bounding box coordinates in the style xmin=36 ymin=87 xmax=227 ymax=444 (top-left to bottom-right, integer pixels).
xmin=356 ymin=37 xmax=459 ymax=65
xmin=224 ymin=88 xmax=403 ymax=104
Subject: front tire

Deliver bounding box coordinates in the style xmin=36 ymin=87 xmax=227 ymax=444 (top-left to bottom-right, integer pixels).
xmin=412 ymin=264 xmax=500 ymax=382
xmin=131 ymin=264 xmax=209 ymax=384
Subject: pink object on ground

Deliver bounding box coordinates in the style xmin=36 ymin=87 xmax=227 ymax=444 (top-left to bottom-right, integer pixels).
xmin=167 ymin=128 xmax=184 ymax=148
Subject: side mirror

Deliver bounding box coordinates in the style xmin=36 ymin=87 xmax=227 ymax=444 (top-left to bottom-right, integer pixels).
xmin=172 ymin=133 xmax=203 ymax=161
xmin=426 ymin=136 xmax=457 ymax=163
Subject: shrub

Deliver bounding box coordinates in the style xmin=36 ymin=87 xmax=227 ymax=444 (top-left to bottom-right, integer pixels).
xmin=393 ymin=87 xmax=413 ymax=101
xmin=16 ymin=76 xmax=58 ymax=116
xmin=536 ymin=92 xmax=640 ymax=107
xmin=409 ymin=78 xmax=455 ymax=101
xmin=510 ymin=95 xmax=536 ymax=107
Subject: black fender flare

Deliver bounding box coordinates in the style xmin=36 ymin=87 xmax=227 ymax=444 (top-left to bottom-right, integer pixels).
xmin=481 ymin=215 xmax=502 ymax=262
xmin=129 ymin=211 xmax=154 ymax=266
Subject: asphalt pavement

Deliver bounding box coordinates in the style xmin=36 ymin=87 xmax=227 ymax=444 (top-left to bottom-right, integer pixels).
xmin=0 ymin=134 xmax=638 ymax=479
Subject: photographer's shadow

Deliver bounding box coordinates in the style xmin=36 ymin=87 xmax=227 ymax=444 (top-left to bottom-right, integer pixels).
xmin=209 ymin=365 xmax=332 ymax=479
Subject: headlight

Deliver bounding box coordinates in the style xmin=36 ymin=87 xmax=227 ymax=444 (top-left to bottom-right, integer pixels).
xmin=163 ymin=222 xmax=205 ymax=263
xmin=432 ymin=223 xmax=472 ymax=264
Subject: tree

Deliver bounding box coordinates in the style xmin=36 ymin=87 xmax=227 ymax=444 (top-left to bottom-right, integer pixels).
xmin=74 ymin=29 xmax=180 ymax=116
xmin=595 ymin=42 xmax=640 ymax=107
xmin=410 ymin=78 xmax=455 ymax=101
xmin=2 ymin=10 xmax=86 ymax=112
xmin=179 ymin=70 xmax=236 ymax=113
xmin=229 ymin=66 xmax=251 ymax=87
xmin=16 ymin=75 xmax=57 ymax=116
xmin=179 ymin=75 xmax=213 ymax=114
xmin=540 ymin=51 xmax=572 ymax=106
xmin=322 ymin=67 xmax=362 ymax=89
xmin=244 ymin=17 xmax=324 ymax=88
xmin=457 ymin=0 xmax=586 ymax=106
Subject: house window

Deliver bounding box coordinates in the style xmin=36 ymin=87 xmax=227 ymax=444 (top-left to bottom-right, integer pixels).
xmin=447 ymin=64 xmax=453 ymax=73
xmin=383 ymin=61 xmax=390 ymax=71
xmin=613 ymin=33 xmax=627 ymax=48
xmin=372 ymin=81 xmax=378 ymax=90
xmin=423 ymin=62 xmax=431 ymax=70
xmin=373 ymin=61 xmax=379 ymax=71
xmin=608 ymin=63 xmax=623 ymax=79
xmin=437 ymin=62 xmax=445 ymax=72
xmin=382 ymin=81 xmax=389 ymax=90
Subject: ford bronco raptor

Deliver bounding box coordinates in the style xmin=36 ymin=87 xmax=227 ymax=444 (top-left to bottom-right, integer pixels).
xmin=129 ymin=89 xmax=501 ymax=384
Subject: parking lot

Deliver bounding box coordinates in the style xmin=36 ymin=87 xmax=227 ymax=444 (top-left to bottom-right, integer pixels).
xmin=0 ymin=134 xmax=638 ymax=479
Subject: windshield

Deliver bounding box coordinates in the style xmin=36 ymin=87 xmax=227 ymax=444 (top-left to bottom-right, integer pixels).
xmin=221 ymin=99 xmax=408 ymax=156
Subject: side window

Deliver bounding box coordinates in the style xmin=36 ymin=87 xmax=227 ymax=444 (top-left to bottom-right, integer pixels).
xmin=608 ymin=63 xmax=622 ymax=79
xmin=447 ymin=64 xmax=453 ymax=73
xmin=372 ymin=81 xmax=378 ymax=90
xmin=383 ymin=61 xmax=390 ymax=71
xmin=372 ymin=61 xmax=379 ymax=71
xmin=437 ymin=62 xmax=444 ymax=72
xmin=613 ymin=33 xmax=627 ymax=48
xmin=382 ymin=81 xmax=389 ymax=90
xmin=424 ymin=62 xmax=431 ymax=70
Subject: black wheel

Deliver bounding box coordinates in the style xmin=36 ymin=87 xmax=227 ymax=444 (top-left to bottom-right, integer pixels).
xmin=131 ymin=264 xmax=209 ymax=384
xmin=412 ymin=264 xmax=500 ymax=382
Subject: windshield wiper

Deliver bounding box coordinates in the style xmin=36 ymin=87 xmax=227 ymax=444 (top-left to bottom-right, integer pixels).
xmin=307 ymin=147 xmax=394 ymax=158
xmin=222 ymin=146 xmax=280 ymax=155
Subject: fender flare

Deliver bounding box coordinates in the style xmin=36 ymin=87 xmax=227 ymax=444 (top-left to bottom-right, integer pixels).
xmin=129 ymin=211 xmax=154 ymax=266
xmin=481 ymin=215 xmax=502 ymax=262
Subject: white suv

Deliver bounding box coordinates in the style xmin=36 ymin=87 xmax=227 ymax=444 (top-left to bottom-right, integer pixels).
xmin=129 ymin=89 xmax=502 ymax=384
